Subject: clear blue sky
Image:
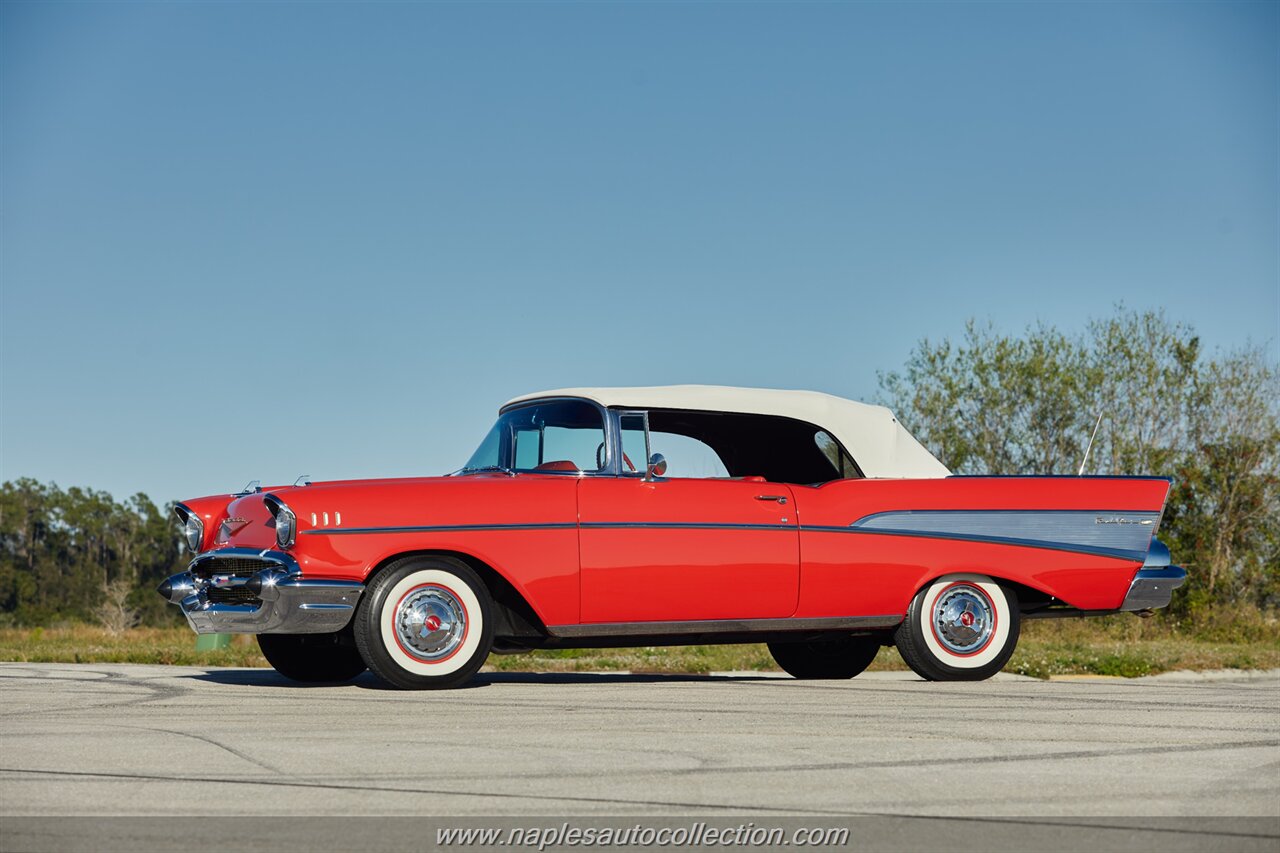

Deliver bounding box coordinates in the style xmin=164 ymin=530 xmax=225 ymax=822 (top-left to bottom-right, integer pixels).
xmin=2 ymin=1 xmax=1276 ymax=505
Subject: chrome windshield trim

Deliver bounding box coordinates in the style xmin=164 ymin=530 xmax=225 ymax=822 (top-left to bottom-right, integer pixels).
xmin=478 ymin=396 xmax=616 ymax=477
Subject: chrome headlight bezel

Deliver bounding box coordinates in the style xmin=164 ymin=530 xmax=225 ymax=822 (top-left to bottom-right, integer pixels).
xmin=271 ymin=502 xmax=297 ymax=549
xmin=184 ymin=515 xmax=204 ymax=552
xmin=175 ymin=505 xmax=204 ymax=553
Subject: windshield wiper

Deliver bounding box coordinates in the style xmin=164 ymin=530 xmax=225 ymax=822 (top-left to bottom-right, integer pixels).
xmin=454 ymin=465 xmax=516 ymax=477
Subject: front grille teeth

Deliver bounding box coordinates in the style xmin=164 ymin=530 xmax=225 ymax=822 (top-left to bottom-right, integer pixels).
xmin=190 ymin=557 xmax=277 ymax=579
xmin=206 ymin=586 xmax=263 ymax=606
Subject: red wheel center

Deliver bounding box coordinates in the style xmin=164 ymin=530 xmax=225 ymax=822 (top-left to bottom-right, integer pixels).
xmin=960 ymin=611 xmax=974 ymax=627
xmin=424 ymin=615 xmax=442 ymax=632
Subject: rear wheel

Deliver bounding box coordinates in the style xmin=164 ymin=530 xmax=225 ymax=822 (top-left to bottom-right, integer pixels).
xmin=768 ymin=636 xmax=882 ymax=679
xmin=894 ymin=574 xmax=1019 ymax=681
xmin=257 ymin=628 xmax=367 ymax=683
xmin=353 ymin=556 xmax=494 ymax=690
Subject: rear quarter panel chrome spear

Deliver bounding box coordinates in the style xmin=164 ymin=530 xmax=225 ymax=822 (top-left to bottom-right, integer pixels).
xmin=841 ymin=509 xmax=1161 ymax=562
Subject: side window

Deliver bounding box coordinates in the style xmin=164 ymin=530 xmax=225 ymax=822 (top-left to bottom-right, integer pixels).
xmin=815 ymin=430 xmax=861 ymax=479
xmin=543 ymin=424 xmax=605 ymax=468
xmin=649 ymin=431 xmax=729 ymax=478
xmin=514 ymin=429 xmax=540 ymax=469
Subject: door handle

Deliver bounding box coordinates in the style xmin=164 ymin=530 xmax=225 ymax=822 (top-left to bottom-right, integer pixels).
xmin=755 ymin=495 xmax=788 ymax=504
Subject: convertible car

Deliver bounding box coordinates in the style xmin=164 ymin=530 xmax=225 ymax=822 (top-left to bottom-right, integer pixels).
xmin=159 ymin=385 xmax=1185 ymax=688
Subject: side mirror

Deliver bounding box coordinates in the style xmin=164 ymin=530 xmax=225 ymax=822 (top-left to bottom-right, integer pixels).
xmin=646 ymin=453 xmax=667 ymax=480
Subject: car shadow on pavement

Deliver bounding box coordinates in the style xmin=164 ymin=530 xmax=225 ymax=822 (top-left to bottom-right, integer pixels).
xmin=186 ymin=669 xmax=781 ymax=689
xmin=473 ymin=671 xmax=783 ymax=686
xmin=186 ymin=669 xmax=489 ymax=690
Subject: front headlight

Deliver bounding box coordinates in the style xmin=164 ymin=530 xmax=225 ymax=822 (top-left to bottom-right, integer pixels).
xmin=183 ymin=513 xmax=204 ymax=553
xmin=274 ymin=504 xmax=296 ymax=548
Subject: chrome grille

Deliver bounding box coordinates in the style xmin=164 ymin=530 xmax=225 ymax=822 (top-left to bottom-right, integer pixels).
xmin=191 ymin=558 xmax=275 ymax=579
xmin=206 ymin=586 xmax=263 ymax=606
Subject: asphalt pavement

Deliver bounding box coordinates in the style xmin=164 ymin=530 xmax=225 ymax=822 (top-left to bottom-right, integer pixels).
xmin=1 ymin=662 xmax=1277 ymax=851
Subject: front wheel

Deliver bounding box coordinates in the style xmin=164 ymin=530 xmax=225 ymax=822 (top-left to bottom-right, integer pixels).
xmin=894 ymin=574 xmax=1020 ymax=681
xmin=257 ymin=628 xmax=367 ymax=683
xmin=767 ymin=636 xmax=882 ymax=679
xmin=353 ymin=556 xmax=494 ymax=689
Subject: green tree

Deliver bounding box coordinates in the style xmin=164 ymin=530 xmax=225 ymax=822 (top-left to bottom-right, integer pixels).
xmin=880 ymin=308 xmax=1279 ymax=613
xmin=0 ymin=480 xmax=186 ymax=626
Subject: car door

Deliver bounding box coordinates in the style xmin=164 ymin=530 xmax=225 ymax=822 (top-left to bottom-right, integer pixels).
xmin=577 ymin=475 xmax=800 ymax=624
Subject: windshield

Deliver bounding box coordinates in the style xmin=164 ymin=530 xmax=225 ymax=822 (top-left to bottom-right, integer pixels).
xmin=461 ymin=400 xmax=607 ymax=474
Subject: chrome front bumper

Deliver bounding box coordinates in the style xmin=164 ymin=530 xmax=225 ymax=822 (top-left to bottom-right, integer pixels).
xmin=1119 ymin=539 xmax=1186 ymax=612
xmin=157 ymin=548 xmax=364 ymax=635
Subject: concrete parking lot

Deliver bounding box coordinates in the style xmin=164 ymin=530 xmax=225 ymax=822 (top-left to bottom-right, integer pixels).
xmin=1 ymin=663 xmax=1277 ymax=850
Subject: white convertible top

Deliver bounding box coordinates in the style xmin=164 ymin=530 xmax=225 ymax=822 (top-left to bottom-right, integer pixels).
xmin=504 ymin=385 xmax=950 ymax=479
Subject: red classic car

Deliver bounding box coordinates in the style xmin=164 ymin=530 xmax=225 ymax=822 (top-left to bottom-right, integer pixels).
xmin=159 ymin=385 xmax=1184 ymax=689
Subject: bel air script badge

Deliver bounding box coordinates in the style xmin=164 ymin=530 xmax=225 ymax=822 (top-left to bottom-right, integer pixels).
xmin=1095 ymin=516 xmax=1154 ymax=525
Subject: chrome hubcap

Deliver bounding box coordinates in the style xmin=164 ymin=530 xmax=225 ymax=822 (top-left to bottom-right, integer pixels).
xmin=396 ymin=586 xmax=466 ymax=661
xmin=933 ymin=585 xmax=994 ymax=654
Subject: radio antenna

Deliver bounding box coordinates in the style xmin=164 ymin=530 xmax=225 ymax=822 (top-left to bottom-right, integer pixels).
xmin=1078 ymin=412 xmax=1104 ymax=476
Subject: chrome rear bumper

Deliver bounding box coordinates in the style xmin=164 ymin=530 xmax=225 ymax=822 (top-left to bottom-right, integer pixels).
xmin=157 ymin=548 xmax=364 ymax=635
xmin=1119 ymin=539 xmax=1186 ymax=612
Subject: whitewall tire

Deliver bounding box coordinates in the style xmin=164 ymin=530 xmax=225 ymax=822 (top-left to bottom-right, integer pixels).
xmin=354 ymin=557 xmax=493 ymax=689
xmin=894 ymin=574 xmax=1019 ymax=681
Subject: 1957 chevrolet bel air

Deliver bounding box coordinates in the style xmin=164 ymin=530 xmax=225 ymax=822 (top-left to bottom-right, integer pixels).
xmin=159 ymin=385 xmax=1185 ymax=689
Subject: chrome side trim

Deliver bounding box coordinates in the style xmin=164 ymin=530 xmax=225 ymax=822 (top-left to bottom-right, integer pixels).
xmin=583 ymin=522 xmax=793 ymax=531
xmin=847 ymin=509 xmax=1160 ymax=562
xmin=947 ymin=475 xmax=1173 ymax=482
xmin=307 ymin=521 xmax=797 ymax=536
xmin=547 ymin=614 xmax=902 ymax=639
xmin=304 ymin=518 xmax=1151 ymax=563
xmin=306 ymin=523 xmax=578 ymax=536
xmin=1119 ymin=565 xmax=1186 ymax=612
xmin=803 ymin=525 xmax=1148 ymax=562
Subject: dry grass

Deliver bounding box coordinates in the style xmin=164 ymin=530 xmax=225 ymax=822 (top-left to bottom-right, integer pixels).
xmin=1 ymin=611 xmax=1276 ymax=678
xmin=1006 ymin=611 xmax=1280 ymax=678
xmin=0 ymin=625 xmax=268 ymax=668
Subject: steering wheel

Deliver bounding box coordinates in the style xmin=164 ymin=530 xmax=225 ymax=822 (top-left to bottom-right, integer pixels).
xmin=595 ymin=442 xmax=638 ymax=473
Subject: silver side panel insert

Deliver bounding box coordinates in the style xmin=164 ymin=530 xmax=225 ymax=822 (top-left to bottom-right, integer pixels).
xmin=851 ymin=510 xmax=1160 ymax=561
